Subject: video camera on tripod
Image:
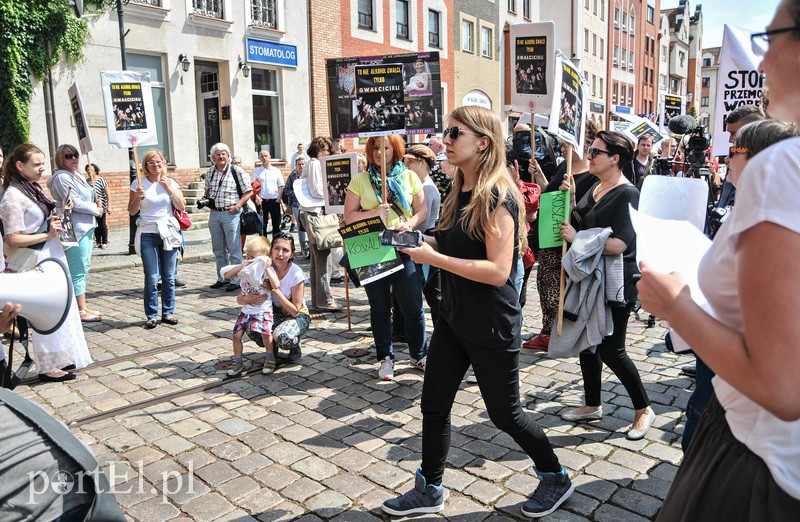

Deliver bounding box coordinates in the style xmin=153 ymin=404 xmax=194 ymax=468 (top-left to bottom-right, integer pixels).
xmin=654 ymin=115 xmax=712 ymax=178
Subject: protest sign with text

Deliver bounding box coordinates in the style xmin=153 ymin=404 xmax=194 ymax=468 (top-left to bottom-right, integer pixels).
xmin=100 ymin=71 xmax=158 ymax=148
xmin=547 ymin=54 xmax=587 ymax=157
xmin=339 ymin=218 xmax=403 ymax=286
xmin=538 ymin=190 xmax=571 ymax=249
xmin=68 ymin=83 xmax=93 ymax=154
xmin=322 ymin=152 xmax=357 ymax=214
xmin=326 ymin=53 xmax=442 ymax=138
xmin=712 ymin=25 xmax=765 ymax=157
xmin=660 ymin=93 xmax=684 ymax=134
xmin=510 ymin=22 xmax=556 ymax=114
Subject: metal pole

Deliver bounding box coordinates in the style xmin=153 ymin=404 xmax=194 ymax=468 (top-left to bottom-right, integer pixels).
xmin=43 ymin=41 xmax=59 ymax=171
xmin=116 ymin=0 xmax=138 ymax=254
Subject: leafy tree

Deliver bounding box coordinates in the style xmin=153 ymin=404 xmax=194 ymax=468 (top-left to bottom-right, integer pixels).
xmin=688 ymin=104 xmax=698 ymax=117
xmin=0 ymin=0 xmax=89 ymax=152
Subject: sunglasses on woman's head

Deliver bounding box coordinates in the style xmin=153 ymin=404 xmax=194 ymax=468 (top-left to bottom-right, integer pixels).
xmin=729 ymin=146 xmax=749 ymax=158
xmin=64 ymin=153 xmax=80 ymax=160
xmin=442 ymin=127 xmax=481 ymax=140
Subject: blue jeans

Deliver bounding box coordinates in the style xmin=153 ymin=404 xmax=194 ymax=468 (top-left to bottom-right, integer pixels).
xmin=140 ymin=233 xmax=178 ymax=319
xmin=420 ymin=318 xmax=560 ymax=485
xmin=682 ymin=356 xmax=715 ymax=452
xmin=290 ymin=204 xmax=307 ymax=245
xmin=364 ymin=254 xmax=426 ymax=361
xmin=208 ymin=209 xmax=242 ymax=285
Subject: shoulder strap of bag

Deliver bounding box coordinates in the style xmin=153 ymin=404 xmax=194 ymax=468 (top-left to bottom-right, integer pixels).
xmin=230 ymin=165 xmax=244 ymax=199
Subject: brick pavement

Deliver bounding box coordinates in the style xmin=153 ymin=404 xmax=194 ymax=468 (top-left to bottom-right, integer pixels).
xmin=9 ymin=235 xmax=697 ymax=521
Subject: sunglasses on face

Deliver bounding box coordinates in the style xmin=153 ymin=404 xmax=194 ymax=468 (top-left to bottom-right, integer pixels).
xmin=587 ymin=147 xmax=612 ymax=159
xmin=442 ymin=127 xmax=481 ymax=140
xmin=728 ymin=147 xmax=749 ymax=158
xmin=64 ymin=153 xmax=80 ymax=160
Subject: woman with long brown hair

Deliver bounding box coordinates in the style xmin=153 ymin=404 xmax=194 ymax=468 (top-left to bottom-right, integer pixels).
xmin=0 ymin=144 xmax=91 ymax=381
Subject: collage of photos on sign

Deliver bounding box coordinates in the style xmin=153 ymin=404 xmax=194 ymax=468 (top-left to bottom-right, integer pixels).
xmin=515 ymin=36 xmax=548 ymax=95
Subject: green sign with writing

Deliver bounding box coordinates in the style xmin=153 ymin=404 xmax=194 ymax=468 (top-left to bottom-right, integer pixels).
xmin=538 ymin=190 xmax=571 ymax=248
xmin=339 ymin=217 xmax=397 ymax=269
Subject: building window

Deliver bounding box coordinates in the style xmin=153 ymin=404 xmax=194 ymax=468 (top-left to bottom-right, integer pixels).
xmin=601 ymin=0 xmax=605 ymax=20
xmin=628 ymin=87 xmax=633 ymax=105
xmin=613 ymin=45 xmax=619 ymax=66
xmin=128 ymin=53 xmax=171 ymax=161
xmin=592 ymin=75 xmax=597 ymax=96
xmin=358 ymin=0 xmax=373 ymax=30
xmin=621 ymin=48 xmax=626 ymax=68
xmin=252 ymin=68 xmax=282 ymax=161
xmin=592 ymin=34 xmax=597 ymax=56
xmin=647 ymin=4 xmax=655 ymax=23
xmin=703 ymin=57 xmax=712 ymax=66
xmin=396 ymin=0 xmax=410 ymax=39
xmin=428 ymin=9 xmax=441 ymax=48
xmin=612 ymin=82 xmax=618 ymax=103
xmin=621 ymin=85 xmax=626 ymax=105
xmin=629 ymin=50 xmax=634 ymax=70
xmin=251 ymin=0 xmax=277 ymax=29
xmin=630 ymin=16 xmax=635 ymax=35
xmin=600 ymin=38 xmax=604 ymax=59
xmin=679 ymin=51 xmax=686 ymax=67
xmin=593 ymin=0 xmax=597 ymax=14
xmin=481 ymin=27 xmax=492 ymax=58
xmin=462 ymin=20 xmax=473 ymax=52
xmin=702 ymin=77 xmax=710 ymax=87
xmin=670 ymin=78 xmax=679 ymax=92
xmin=660 ymin=74 xmax=667 ymax=88
xmin=662 ymin=45 xmax=667 ymax=61
xmin=508 ymin=0 xmax=516 ymax=13
xmin=614 ymin=8 xmax=619 ymax=27
xmin=701 ymin=96 xmax=709 ymax=107
xmin=622 ymin=13 xmax=627 ymax=31
xmin=192 ymin=0 xmax=222 ymax=18
xmin=523 ymin=0 xmax=531 ymax=19
xmin=599 ymin=77 xmax=604 ymax=99
xmin=584 ymin=29 xmax=589 ymax=51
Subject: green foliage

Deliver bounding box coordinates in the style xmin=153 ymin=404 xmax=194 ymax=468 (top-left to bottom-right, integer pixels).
xmin=0 ymin=0 xmax=89 ymax=152
xmin=688 ymin=105 xmax=698 ymax=117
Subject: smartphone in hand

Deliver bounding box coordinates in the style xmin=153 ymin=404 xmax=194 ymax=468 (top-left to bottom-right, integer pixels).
xmin=380 ymin=229 xmax=422 ymax=248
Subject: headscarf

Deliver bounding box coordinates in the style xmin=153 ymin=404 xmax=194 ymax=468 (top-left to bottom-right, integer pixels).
xmin=367 ymin=161 xmax=411 ymax=219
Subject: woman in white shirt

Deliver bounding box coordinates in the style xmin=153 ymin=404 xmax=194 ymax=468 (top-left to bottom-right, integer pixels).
xmin=128 ymin=150 xmax=186 ymax=329
xmin=638 ymin=2 xmax=800 ymax=516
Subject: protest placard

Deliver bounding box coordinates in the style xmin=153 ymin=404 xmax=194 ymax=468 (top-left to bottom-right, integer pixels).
xmin=510 ymin=22 xmax=556 ymax=113
xmin=711 ymin=25 xmax=765 ymax=157
xmin=623 ymin=118 xmax=664 ymax=145
xmin=547 ymin=54 xmax=587 ymax=157
xmin=660 ymin=93 xmax=684 ymax=133
xmin=326 ymin=53 xmax=442 ymax=138
xmin=339 ymin=217 xmax=403 ymax=286
xmin=100 ymin=71 xmax=158 ymax=148
xmin=68 ymin=83 xmax=93 ymax=154
xmin=322 ymin=152 xmax=357 ymax=214
xmin=354 ymin=64 xmax=405 ymax=137
xmin=538 ymin=190 xmax=570 ymax=249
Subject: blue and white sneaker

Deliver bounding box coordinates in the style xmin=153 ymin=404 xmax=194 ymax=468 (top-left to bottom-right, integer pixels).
xmin=521 ymin=466 xmax=574 ymax=518
xmin=382 ymin=468 xmax=445 ymax=516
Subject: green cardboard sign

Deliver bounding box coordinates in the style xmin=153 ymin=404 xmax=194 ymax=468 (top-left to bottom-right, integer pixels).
xmin=538 ymin=190 xmax=570 ymax=248
xmin=339 ymin=217 xmax=398 ymax=269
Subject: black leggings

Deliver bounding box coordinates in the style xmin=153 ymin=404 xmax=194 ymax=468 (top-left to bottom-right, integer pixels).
xmin=420 ymin=319 xmax=561 ymax=485
xmin=579 ymin=304 xmax=650 ymax=410
xmin=94 ymin=214 xmax=108 ymax=245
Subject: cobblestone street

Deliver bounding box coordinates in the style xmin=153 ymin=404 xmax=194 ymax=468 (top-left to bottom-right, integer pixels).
xmin=10 ymin=235 xmax=695 ymax=521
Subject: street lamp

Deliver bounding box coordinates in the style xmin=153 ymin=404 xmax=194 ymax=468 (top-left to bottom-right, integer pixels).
xmin=178 ymin=54 xmax=191 ymax=73
xmin=239 ymin=60 xmax=251 ymax=79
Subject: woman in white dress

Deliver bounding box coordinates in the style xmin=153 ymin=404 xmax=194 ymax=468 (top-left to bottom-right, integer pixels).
xmin=405 ymin=59 xmax=431 ymax=93
xmin=0 ymin=144 xmax=92 ymax=382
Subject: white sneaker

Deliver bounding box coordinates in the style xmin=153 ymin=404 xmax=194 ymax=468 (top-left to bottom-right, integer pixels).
xmin=378 ymin=356 xmax=394 ymax=381
xmin=410 ymin=356 xmax=427 ymax=371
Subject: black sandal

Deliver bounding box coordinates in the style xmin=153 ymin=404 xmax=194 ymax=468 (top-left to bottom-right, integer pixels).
xmin=161 ymin=316 xmax=178 ymax=325
xmin=145 ymin=319 xmax=158 ymax=329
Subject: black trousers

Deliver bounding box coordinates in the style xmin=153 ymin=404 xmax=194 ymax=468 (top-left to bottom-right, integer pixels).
xmin=657 ymin=394 xmax=800 ymax=521
xmin=261 ymin=199 xmax=281 ymax=236
xmin=579 ymin=304 xmax=650 ymax=410
xmin=94 ymin=213 xmax=108 ymax=245
xmin=420 ymin=319 xmax=561 ymax=485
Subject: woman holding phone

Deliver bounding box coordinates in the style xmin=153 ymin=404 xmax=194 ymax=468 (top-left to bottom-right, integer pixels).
xmin=0 ymin=144 xmax=91 ymax=381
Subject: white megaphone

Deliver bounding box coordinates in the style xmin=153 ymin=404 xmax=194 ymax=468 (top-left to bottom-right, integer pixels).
xmin=0 ymin=258 xmax=73 ymax=335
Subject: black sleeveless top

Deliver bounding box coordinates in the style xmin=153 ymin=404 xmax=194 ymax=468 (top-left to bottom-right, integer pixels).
xmin=435 ymin=190 xmax=521 ymax=344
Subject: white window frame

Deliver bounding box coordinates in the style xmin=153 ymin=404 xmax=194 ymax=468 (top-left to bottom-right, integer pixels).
xmin=462 ymin=19 xmax=474 ymax=52
xmin=481 ymin=26 xmax=492 ymax=58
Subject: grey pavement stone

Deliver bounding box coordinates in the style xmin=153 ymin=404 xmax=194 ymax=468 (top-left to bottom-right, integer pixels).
xmin=463 ymin=479 xmax=506 ymax=505
xmin=182 ymin=492 xmax=235 ymax=521
xmin=254 ymin=464 xmax=301 ymax=490
xmin=281 ymin=477 xmax=326 ymax=502
xmin=305 ymin=489 xmax=353 ymax=517
xmin=610 ymin=488 xmax=663 ymax=518
xmin=442 ymin=494 xmax=493 ymax=521
xmin=290 ymin=455 xmax=339 ymax=481
xmin=215 ymin=475 xmax=260 ymax=501
xmin=572 ymin=474 xmax=619 ymax=502
xmin=237 ymin=487 xmax=284 ymax=514
xmin=362 ymin=462 xmax=410 ymax=490
xmin=323 ymin=474 xmax=376 ymax=499
xmin=232 ymin=452 xmax=273 ymax=475
xmin=127 ymin=497 xmax=181 ymax=521
xmin=194 ymin=461 xmax=239 ymax=486
xmin=211 ymin=440 xmax=252 ymax=461
xmin=593 ymin=503 xmax=651 ymax=522
xmin=154 ymin=435 xmax=196 ymax=456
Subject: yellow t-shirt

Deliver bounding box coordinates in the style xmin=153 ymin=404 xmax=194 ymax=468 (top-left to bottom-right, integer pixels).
xmin=347 ymin=169 xmax=423 ymax=228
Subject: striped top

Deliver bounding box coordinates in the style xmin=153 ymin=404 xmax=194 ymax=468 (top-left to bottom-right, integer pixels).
xmin=93 ymin=177 xmax=108 ymax=211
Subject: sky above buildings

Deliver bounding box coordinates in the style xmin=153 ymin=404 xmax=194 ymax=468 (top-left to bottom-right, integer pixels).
xmin=662 ymin=0 xmax=780 ymax=48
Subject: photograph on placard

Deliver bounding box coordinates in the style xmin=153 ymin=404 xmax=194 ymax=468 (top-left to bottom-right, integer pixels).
xmin=354 ymin=64 xmax=405 ymax=136
xmin=548 ymin=54 xmax=587 ymax=155
xmin=322 ymin=152 xmax=357 ymax=214
xmin=100 ymin=71 xmax=158 ymax=149
xmin=509 ymin=22 xmax=556 ymax=113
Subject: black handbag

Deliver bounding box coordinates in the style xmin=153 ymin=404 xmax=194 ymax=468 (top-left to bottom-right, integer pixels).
xmin=231 ymin=166 xmax=263 ymax=235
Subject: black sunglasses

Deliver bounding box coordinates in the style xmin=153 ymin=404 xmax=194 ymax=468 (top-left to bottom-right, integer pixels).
xmin=64 ymin=153 xmax=80 ymax=160
xmin=442 ymin=127 xmax=481 ymax=140
xmin=751 ymin=25 xmax=800 ymax=55
xmin=587 ymin=147 xmax=612 ymax=159
xmin=728 ymin=146 xmax=749 ymax=159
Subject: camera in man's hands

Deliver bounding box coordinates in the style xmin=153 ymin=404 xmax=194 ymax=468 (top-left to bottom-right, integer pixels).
xmin=196 ymin=197 xmax=215 ymax=210
xmin=707 ymin=204 xmax=733 ymax=239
